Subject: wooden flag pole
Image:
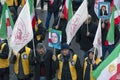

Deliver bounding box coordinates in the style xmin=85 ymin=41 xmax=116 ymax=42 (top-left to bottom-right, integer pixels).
xmin=32 ymin=39 xmax=36 ymax=58
xmin=55 ymin=6 xmax=64 ymax=29
xmin=93 ymin=47 xmax=96 ymax=61
xmin=53 ymin=47 xmax=56 ymax=55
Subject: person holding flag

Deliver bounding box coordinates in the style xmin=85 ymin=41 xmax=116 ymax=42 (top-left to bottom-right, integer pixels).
xmin=76 ymin=15 xmax=97 ymax=57
xmin=10 ymin=46 xmax=34 ymax=80
xmin=53 ymin=43 xmax=82 ymax=80
xmin=34 ymin=43 xmax=55 ymax=80
xmin=101 ymin=19 xmax=119 ymax=60
xmin=83 ymin=47 xmax=101 ymax=80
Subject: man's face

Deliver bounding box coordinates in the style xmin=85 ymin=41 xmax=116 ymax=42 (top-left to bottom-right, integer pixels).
xmin=102 ymin=6 xmax=106 ymax=11
xmin=51 ymin=32 xmax=58 ymax=44
xmin=37 ymin=48 xmax=45 ymax=55
xmin=61 ymin=49 xmax=69 ymax=56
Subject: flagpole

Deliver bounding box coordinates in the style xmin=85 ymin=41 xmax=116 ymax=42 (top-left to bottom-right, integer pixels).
xmin=87 ymin=16 xmax=89 ymax=33
xmin=32 ymin=38 xmax=36 ymax=58
xmin=93 ymin=47 xmax=96 ymax=61
xmin=53 ymin=47 xmax=56 ymax=55
xmin=7 ymin=37 xmax=12 ymax=59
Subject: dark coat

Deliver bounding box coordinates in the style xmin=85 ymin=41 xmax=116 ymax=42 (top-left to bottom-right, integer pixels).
xmin=102 ymin=22 xmax=120 ymax=46
xmin=53 ymin=18 xmax=68 ymax=43
xmin=76 ymin=22 xmax=97 ymax=51
xmin=54 ymin=52 xmax=82 ymax=80
xmin=72 ymin=0 xmax=83 ymax=11
xmin=10 ymin=47 xmax=34 ymax=79
xmin=47 ymin=0 xmax=61 ymax=12
xmin=0 ymin=40 xmax=9 ymax=59
xmin=0 ymin=3 xmax=2 ymax=18
xmin=33 ymin=20 xmax=46 ymax=46
xmin=34 ymin=49 xmax=54 ymax=80
xmin=100 ymin=9 xmax=108 ymax=16
xmin=0 ymin=40 xmax=9 ymax=74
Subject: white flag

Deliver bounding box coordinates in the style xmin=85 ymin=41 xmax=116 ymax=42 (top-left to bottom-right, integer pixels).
xmin=10 ymin=1 xmax=33 ymax=53
xmin=93 ymin=19 xmax=102 ymax=57
xmin=66 ymin=0 xmax=88 ymax=44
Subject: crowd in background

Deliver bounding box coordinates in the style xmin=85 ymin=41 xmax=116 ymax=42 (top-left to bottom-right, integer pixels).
xmin=0 ymin=0 xmax=120 ymax=80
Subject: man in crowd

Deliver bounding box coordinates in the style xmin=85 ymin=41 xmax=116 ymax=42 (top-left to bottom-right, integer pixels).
xmin=45 ymin=0 xmax=61 ymax=30
xmin=53 ymin=43 xmax=82 ymax=80
xmin=83 ymin=48 xmax=101 ymax=80
xmin=34 ymin=43 xmax=55 ymax=80
xmin=101 ymin=20 xmax=120 ymax=60
xmin=76 ymin=15 xmax=97 ymax=57
xmin=10 ymin=46 xmax=34 ymax=80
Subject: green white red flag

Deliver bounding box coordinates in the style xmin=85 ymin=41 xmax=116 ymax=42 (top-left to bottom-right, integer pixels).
xmin=0 ymin=3 xmax=14 ymax=39
xmin=92 ymin=43 xmax=120 ymax=80
xmin=63 ymin=0 xmax=73 ymax=21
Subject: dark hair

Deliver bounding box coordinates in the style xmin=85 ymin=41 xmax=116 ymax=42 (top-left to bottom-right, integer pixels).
xmin=101 ymin=5 xmax=106 ymax=9
xmin=36 ymin=43 xmax=46 ymax=50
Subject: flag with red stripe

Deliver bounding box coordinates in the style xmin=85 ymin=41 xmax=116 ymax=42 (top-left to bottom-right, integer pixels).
xmin=110 ymin=0 xmax=120 ymax=25
xmin=0 ymin=2 xmax=14 ymax=39
xmin=63 ymin=0 xmax=73 ymax=21
xmin=93 ymin=43 xmax=120 ymax=80
xmin=28 ymin=0 xmax=36 ymax=28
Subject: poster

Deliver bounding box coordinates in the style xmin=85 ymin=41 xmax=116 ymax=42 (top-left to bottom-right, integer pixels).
xmin=48 ymin=28 xmax=62 ymax=49
xmin=98 ymin=2 xmax=110 ymax=19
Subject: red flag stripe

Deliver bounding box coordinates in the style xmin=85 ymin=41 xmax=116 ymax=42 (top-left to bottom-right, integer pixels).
xmin=114 ymin=16 xmax=120 ymax=25
xmin=6 ymin=18 xmax=10 ymax=27
xmin=109 ymin=63 xmax=120 ymax=80
xmin=32 ymin=16 xmax=36 ymax=28
xmin=63 ymin=1 xmax=68 ymax=20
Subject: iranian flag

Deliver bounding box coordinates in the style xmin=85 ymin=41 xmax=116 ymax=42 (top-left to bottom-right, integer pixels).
xmin=105 ymin=0 xmax=120 ymax=45
xmin=28 ymin=0 xmax=36 ymax=28
xmin=63 ymin=0 xmax=73 ymax=20
xmin=106 ymin=7 xmax=115 ymax=45
xmin=0 ymin=2 xmax=14 ymax=39
xmin=92 ymin=43 xmax=120 ymax=80
xmin=110 ymin=0 xmax=120 ymax=25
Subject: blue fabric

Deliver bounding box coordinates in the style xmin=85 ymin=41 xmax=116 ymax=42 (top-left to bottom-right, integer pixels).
xmin=40 ymin=76 xmax=47 ymax=80
xmin=101 ymin=45 xmax=114 ymax=60
xmin=45 ymin=11 xmax=58 ymax=29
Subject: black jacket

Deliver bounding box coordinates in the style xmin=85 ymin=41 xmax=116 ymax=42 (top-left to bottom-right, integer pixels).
xmin=53 ymin=18 xmax=68 ymax=43
xmin=34 ymin=49 xmax=54 ymax=80
xmin=0 ymin=3 xmax=2 ymax=18
xmin=10 ymin=47 xmax=34 ymax=79
xmin=100 ymin=9 xmax=108 ymax=16
xmin=76 ymin=22 xmax=97 ymax=51
xmin=47 ymin=0 xmax=61 ymax=12
xmin=0 ymin=40 xmax=9 ymax=59
xmin=54 ymin=52 xmax=82 ymax=80
xmin=33 ymin=20 xmax=46 ymax=46
xmin=0 ymin=40 xmax=9 ymax=74
xmin=102 ymin=22 xmax=120 ymax=46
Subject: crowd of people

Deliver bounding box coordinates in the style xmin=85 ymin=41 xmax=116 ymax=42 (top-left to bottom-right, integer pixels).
xmin=0 ymin=0 xmax=120 ymax=80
